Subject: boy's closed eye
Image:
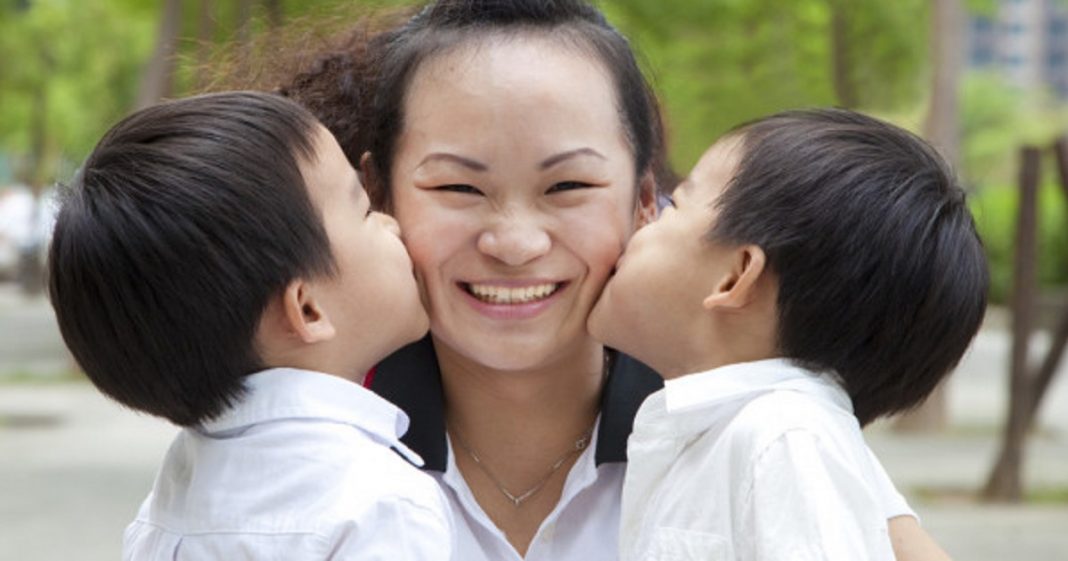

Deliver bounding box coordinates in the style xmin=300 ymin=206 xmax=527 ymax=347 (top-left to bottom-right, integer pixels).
xmin=658 ymin=193 xmax=676 ymax=212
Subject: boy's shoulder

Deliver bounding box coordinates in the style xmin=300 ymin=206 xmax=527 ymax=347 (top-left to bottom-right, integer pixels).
xmin=144 ymin=418 xmax=445 ymax=534
xmin=713 ymin=388 xmax=862 ymax=465
xmin=126 ymin=422 xmax=451 ymax=560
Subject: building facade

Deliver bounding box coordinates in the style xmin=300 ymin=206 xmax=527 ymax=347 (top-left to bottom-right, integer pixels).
xmin=970 ymin=0 xmax=1068 ymax=97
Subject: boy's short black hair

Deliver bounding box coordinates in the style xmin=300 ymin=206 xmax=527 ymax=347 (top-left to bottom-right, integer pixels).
xmin=712 ymin=108 xmax=988 ymax=426
xmin=47 ymin=91 xmax=335 ymax=427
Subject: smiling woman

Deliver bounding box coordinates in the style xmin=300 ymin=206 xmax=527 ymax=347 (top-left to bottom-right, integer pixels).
xmin=275 ymin=1 xmax=952 ymax=560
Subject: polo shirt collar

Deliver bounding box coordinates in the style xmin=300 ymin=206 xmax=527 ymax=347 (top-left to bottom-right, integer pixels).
xmin=370 ymin=336 xmax=664 ymax=471
xmin=200 ymin=367 xmax=423 ymax=465
xmin=663 ymin=358 xmax=852 ymax=415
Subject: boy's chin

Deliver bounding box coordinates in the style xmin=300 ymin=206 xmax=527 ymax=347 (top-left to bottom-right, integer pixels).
xmin=587 ymin=299 xmax=623 ymax=352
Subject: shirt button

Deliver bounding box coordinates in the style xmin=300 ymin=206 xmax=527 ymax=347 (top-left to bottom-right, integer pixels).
xmin=541 ymin=523 xmax=556 ymax=541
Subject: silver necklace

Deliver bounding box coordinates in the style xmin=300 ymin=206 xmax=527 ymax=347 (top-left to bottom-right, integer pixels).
xmin=451 ymin=425 xmax=595 ymax=508
xmin=451 ymin=352 xmax=610 ymax=508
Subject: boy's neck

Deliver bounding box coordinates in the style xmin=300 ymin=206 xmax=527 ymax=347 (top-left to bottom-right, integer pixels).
xmin=648 ymin=314 xmax=779 ymax=381
xmin=653 ymin=342 xmax=778 ymax=381
xmin=259 ymin=347 xmax=372 ymax=386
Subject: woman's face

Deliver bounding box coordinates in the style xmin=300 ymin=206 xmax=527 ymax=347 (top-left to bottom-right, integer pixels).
xmin=389 ymin=36 xmax=650 ymax=371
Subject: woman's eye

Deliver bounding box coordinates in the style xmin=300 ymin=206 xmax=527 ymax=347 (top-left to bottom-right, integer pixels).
xmin=661 ymin=194 xmax=677 ymax=209
xmin=547 ymin=181 xmax=593 ymax=194
xmin=435 ymin=184 xmax=483 ymax=195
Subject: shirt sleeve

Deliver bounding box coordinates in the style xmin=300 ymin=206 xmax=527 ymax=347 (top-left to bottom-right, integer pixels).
xmin=739 ymin=429 xmax=895 ymax=561
xmin=865 ymin=444 xmax=918 ymax=521
xmin=328 ymin=494 xmax=453 ymax=561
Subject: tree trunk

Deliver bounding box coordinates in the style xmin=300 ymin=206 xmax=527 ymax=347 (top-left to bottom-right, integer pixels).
xmin=893 ymin=0 xmax=964 ymax=433
xmin=136 ymin=0 xmax=183 ymax=109
xmin=922 ymin=0 xmax=964 ymax=171
xmin=982 ymin=146 xmax=1041 ymax=502
xmin=829 ymin=1 xmax=858 ymax=109
xmin=264 ymin=0 xmax=283 ymax=31
xmin=18 ymin=71 xmax=49 ymax=295
xmin=193 ymin=0 xmax=217 ymax=91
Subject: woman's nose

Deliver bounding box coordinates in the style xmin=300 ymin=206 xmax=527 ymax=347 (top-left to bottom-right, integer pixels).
xmin=477 ymin=213 xmax=551 ymax=266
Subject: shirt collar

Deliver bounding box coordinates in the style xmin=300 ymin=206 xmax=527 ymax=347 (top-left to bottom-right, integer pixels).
xmin=369 ymin=335 xmax=664 ymax=470
xmin=200 ymin=367 xmax=423 ymax=465
xmin=438 ymin=417 xmax=603 ymax=540
xmin=663 ymin=358 xmax=852 ymax=415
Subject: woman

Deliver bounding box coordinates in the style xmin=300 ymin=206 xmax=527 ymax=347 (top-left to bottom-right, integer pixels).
xmin=278 ymin=1 xmax=951 ymax=559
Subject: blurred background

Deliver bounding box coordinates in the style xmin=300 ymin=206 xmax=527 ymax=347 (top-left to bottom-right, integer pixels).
xmin=1 ymin=0 xmax=1067 ymax=559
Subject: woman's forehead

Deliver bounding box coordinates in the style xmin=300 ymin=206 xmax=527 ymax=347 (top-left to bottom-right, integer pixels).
xmin=410 ymin=33 xmax=613 ymax=95
xmin=400 ymin=37 xmax=627 ymax=152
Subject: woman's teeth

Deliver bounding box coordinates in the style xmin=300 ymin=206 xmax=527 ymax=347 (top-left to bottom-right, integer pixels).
xmin=466 ymin=283 xmax=560 ymax=304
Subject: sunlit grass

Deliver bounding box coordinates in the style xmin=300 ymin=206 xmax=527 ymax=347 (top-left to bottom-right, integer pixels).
xmin=912 ymin=484 xmax=1068 ymax=505
xmin=0 ymin=368 xmax=85 ymax=385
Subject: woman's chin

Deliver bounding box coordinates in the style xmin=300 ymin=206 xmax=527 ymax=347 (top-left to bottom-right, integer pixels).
xmin=432 ymin=326 xmax=596 ymax=374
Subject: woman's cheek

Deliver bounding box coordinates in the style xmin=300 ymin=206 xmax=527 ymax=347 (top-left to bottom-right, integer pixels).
xmin=392 ymin=202 xmax=454 ymax=294
xmin=563 ymin=200 xmax=633 ymax=282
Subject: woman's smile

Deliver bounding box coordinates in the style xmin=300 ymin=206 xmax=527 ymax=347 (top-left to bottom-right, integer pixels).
xmin=461 ymin=281 xmax=567 ymax=305
xmin=457 ymin=279 xmax=571 ymax=321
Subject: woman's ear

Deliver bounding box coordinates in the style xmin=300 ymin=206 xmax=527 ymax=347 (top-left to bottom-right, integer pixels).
xmin=635 ymin=168 xmax=658 ymax=228
xmin=702 ymin=245 xmax=767 ymax=311
xmin=281 ymin=279 xmax=336 ymax=344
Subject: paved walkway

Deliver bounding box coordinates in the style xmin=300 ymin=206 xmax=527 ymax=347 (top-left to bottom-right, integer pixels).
xmin=2 ymin=286 xmax=1067 ymax=560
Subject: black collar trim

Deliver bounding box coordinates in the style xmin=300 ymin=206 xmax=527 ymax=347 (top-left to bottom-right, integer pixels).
xmin=370 ymin=336 xmax=664 ymax=471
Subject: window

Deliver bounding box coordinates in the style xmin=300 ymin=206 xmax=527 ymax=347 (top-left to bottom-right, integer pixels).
xmin=972 ymin=48 xmax=995 ymax=66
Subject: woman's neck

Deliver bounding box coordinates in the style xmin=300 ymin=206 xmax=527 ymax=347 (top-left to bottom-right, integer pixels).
xmin=434 ymin=335 xmax=605 ymax=555
xmin=436 ymin=335 xmax=603 ymax=451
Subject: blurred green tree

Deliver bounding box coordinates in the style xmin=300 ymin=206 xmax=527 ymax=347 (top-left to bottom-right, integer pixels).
xmin=0 ymin=0 xmax=155 ymax=186
xmin=604 ymin=0 xmax=929 ymax=170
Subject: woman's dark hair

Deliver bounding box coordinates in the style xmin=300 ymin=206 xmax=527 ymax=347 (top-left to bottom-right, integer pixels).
xmin=47 ymin=91 xmax=334 ymax=427
xmin=281 ymin=0 xmax=673 ymax=208
xmin=713 ymin=108 xmax=988 ymax=426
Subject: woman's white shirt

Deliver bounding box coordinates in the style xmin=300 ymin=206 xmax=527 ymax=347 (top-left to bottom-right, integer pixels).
xmin=435 ymin=427 xmax=626 ymax=561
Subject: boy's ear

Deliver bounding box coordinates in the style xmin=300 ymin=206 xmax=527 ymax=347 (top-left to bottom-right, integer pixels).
xmin=281 ymin=279 xmax=336 ymax=344
xmin=703 ymin=245 xmax=767 ymax=311
xmin=635 ymin=168 xmax=658 ymax=228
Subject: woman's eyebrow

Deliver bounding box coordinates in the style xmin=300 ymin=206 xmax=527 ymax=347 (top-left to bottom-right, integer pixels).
xmin=417 ymin=152 xmax=488 ymax=171
xmin=539 ymin=147 xmax=606 ymax=170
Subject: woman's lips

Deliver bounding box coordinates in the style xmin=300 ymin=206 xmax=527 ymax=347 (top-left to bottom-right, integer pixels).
xmin=462 ymin=281 xmax=563 ymax=304
xmin=458 ymin=280 xmax=569 ymax=319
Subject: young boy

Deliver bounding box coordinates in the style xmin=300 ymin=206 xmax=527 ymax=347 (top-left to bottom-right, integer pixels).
xmin=589 ymin=108 xmax=987 ymax=560
xmin=47 ymin=92 xmax=451 ymax=560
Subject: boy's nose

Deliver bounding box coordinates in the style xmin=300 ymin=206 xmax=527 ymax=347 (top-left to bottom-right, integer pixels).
xmin=372 ymin=212 xmax=401 ymax=237
xmin=477 ymin=215 xmax=551 ymax=266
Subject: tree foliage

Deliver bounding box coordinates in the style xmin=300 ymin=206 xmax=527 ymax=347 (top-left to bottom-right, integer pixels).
xmin=0 ymin=0 xmax=1054 ymax=192
xmin=602 ymin=0 xmax=929 ymax=169
xmin=0 ymin=0 xmax=155 ymax=185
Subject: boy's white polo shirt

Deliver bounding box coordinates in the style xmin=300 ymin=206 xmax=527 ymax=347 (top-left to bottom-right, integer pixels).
xmin=621 ymin=359 xmax=912 ymax=561
xmin=123 ymin=367 xmax=452 ymax=561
